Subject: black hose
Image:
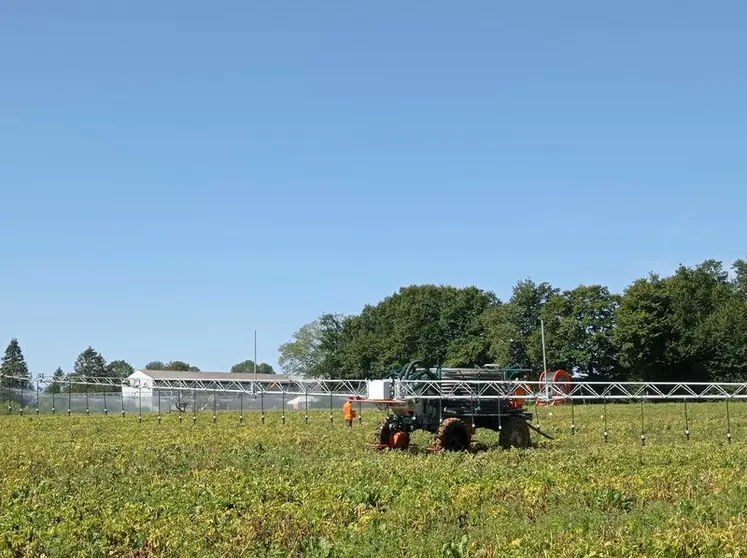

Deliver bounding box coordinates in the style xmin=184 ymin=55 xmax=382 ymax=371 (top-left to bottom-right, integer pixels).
xmin=398 ymin=360 xmax=429 ymax=380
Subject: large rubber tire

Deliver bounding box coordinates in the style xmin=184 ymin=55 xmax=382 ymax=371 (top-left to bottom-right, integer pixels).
xmin=373 ymin=421 xmax=391 ymax=446
xmin=499 ymin=416 xmax=531 ymax=450
xmin=434 ymin=417 xmax=471 ymax=452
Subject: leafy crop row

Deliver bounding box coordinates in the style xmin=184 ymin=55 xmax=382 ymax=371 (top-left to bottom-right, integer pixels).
xmin=1 ymin=402 xmax=747 ymax=557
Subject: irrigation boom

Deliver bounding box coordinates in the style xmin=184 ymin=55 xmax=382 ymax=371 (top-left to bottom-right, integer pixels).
xmin=3 ymin=373 xmax=747 ymax=401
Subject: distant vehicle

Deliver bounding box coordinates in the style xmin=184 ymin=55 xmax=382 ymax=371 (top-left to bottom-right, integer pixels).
xmin=357 ymin=360 xmax=554 ymax=451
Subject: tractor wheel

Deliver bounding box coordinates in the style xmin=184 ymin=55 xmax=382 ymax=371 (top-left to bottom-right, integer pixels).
xmin=373 ymin=421 xmax=391 ymax=447
xmin=499 ymin=416 xmax=531 ymax=450
xmin=434 ymin=417 xmax=471 ymax=452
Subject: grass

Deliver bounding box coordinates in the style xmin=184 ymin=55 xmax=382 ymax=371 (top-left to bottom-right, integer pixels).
xmin=1 ymin=401 xmax=747 ymax=557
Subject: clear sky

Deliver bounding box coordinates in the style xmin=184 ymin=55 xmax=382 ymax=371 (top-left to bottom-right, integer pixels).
xmin=1 ymin=1 xmax=745 ymax=377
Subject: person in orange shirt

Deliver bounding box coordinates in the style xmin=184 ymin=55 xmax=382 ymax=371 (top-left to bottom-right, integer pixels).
xmin=343 ymin=399 xmax=356 ymax=428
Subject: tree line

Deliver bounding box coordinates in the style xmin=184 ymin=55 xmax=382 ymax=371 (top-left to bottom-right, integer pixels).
xmin=278 ymin=258 xmax=747 ymax=382
xmin=0 ymin=342 xmax=275 ymax=397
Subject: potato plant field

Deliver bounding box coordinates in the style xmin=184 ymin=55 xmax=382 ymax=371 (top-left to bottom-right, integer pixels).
xmin=2 ymin=402 xmax=747 ymax=557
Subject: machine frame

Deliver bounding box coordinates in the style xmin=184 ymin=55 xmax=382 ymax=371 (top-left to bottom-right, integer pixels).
xmin=360 ymin=360 xmax=551 ymax=451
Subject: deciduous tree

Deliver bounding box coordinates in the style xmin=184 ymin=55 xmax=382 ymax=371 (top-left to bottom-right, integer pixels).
xmin=145 ymin=360 xmax=200 ymax=371
xmin=107 ymin=360 xmax=134 ymax=379
xmin=278 ymin=313 xmax=343 ymax=377
xmin=538 ymin=285 xmax=621 ymax=380
xmin=230 ymin=360 xmax=275 ymax=374
xmin=333 ymin=286 xmax=498 ymax=378
xmin=483 ymin=279 xmax=558 ymax=371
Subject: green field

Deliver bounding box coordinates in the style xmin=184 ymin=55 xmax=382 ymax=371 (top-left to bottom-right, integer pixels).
xmin=2 ymin=402 xmax=747 ymax=557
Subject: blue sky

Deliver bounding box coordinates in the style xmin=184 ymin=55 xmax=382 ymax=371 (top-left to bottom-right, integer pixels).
xmin=1 ymin=1 xmax=745 ymax=376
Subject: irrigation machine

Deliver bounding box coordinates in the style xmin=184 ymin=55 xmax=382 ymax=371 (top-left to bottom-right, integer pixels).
xmin=360 ymin=360 xmax=555 ymax=452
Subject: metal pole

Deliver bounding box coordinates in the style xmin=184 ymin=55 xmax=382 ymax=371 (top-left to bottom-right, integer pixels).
xmin=254 ymin=330 xmax=257 ymax=383
xmin=138 ymin=385 xmax=142 ymax=424
xmin=52 ymin=386 xmax=56 ymax=415
xmin=684 ymin=399 xmax=690 ymax=440
xmin=19 ymin=379 xmax=23 ymax=415
xmin=240 ymin=390 xmax=244 ymax=425
xmin=193 ymin=387 xmax=197 ymax=425
xmin=260 ymin=390 xmax=264 ymax=424
xmin=640 ymin=399 xmax=646 ymax=446
xmin=726 ymin=397 xmax=732 ymax=444
xmin=85 ymin=383 xmax=89 ymax=416
xmin=68 ymin=379 xmax=72 ymax=416
xmin=282 ymin=389 xmax=285 ymax=425
xmin=540 ymin=319 xmax=549 ymax=404
xmin=121 ymin=388 xmax=125 ymax=417
xmin=103 ymin=390 xmax=108 ymax=415
xmin=213 ymin=388 xmax=217 ymax=424
xmin=497 ymin=399 xmax=501 ymax=437
xmin=36 ymin=380 xmax=39 ymax=415
xmin=603 ymin=396 xmax=608 ymax=443
xmin=157 ymin=387 xmax=161 ymax=425
xmin=470 ymin=394 xmax=475 ymax=432
xmin=305 ymin=387 xmax=309 ymax=424
xmin=570 ymin=398 xmax=576 ymax=435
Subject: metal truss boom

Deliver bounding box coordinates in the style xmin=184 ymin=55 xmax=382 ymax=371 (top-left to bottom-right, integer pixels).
xmin=0 ymin=374 xmax=368 ymax=398
xmin=394 ymin=380 xmax=747 ymax=401
xmin=4 ymin=374 xmax=747 ymax=401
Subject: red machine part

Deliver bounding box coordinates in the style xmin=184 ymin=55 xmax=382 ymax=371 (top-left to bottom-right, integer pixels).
xmin=389 ymin=431 xmax=409 ymax=448
xmin=510 ymin=385 xmax=529 ymax=408
xmin=537 ymin=369 xmax=572 ymax=405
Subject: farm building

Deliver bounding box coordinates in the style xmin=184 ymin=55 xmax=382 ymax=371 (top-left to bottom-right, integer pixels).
xmin=122 ymin=369 xmax=302 ymax=412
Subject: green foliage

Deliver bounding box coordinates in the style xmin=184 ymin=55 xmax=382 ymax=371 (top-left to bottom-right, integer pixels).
xmin=73 ymin=346 xmax=107 ymax=377
xmin=45 ymin=367 xmax=65 ymax=394
xmin=483 ymin=279 xmax=558 ymax=370
xmin=0 ymin=338 xmax=30 ymax=391
xmin=65 ymin=349 xmax=133 ymax=393
xmin=279 ymin=256 xmax=747 ymax=383
xmin=67 ymin=346 xmax=109 ymax=393
xmin=2 ymin=403 xmax=747 ymax=556
xmin=107 ymin=360 xmax=134 ymax=379
xmin=164 ymin=361 xmax=200 ymax=372
xmin=665 ymin=260 xmax=733 ymax=380
xmin=540 ymin=285 xmax=621 ymax=380
xmin=230 ymin=360 xmax=275 ymax=374
xmin=66 ymin=346 xmax=108 ymax=393
xmin=145 ymin=360 xmax=200 ymax=371
xmin=333 ymin=285 xmax=498 ymax=378
xmin=278 ymin=313 xmax=343 ymax=377
xmin=702 ymin=293 xmax=747 ymax=382
xmin=615 ymin=260 xmax=746 ymax=382
xmin=0 ymin=400 xmax=21 ymax=414
xmin=733 ymin=258 xmax=747 ymax=296
xmin=615 ymin=274 xmax=673 ymax=381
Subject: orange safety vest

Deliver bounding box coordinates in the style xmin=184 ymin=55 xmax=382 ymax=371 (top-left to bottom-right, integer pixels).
xmin=343 ymin=400 xmax=356 ymax=420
